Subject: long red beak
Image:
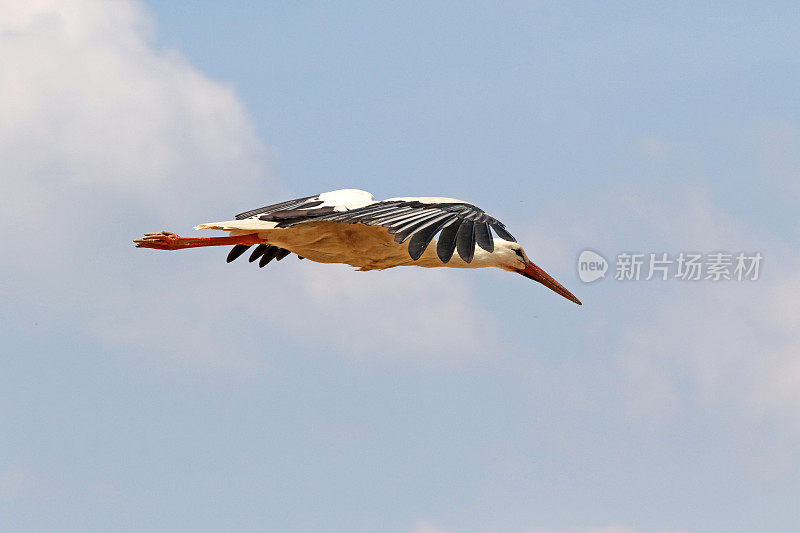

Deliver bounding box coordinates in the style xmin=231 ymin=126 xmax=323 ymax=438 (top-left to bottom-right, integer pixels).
xmin=518 ymin=261 xmax=582 ymax=305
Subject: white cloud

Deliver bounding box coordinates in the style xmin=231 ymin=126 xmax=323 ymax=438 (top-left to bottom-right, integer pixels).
xmin=409 ymin=522 xmax=451 ymax=533
xmin=508 ymin=172 xmax=800 ymax=428
xmin=614 ymin=187 xmax=800 ymax=426
xmin=0 ymin=0 xmax=492 ymax=370
xmin=274 ymin=263 xmax=498 ymax=363
xmin=0 ymin=0 xmax=269 ymax=221
xmin=619 ymin=261 xmax=800 ymax=423
xmin=0 ymin=466 xmax=38 ymax=500
xmin=0 ymin=0 xmax=269 ymax=371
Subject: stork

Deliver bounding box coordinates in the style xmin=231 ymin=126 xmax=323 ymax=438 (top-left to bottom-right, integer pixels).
xmin=134 ymin=189 xmax=581 ymax=305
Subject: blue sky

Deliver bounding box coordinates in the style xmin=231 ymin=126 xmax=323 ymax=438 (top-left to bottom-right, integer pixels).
xmin=1 ymin=2 xmax=799 ymax=532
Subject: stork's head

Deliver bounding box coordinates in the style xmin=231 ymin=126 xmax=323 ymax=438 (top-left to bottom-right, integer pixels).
xmin=495 ymin=242 xmax=582 ymax=305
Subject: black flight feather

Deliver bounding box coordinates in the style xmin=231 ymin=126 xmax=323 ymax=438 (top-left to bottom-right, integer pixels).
xmin=248 ymin=244 xmax=268 ymax=262
xmin=259 ymin=246 xmax=279 ymax=267
xmin=385 ymin=210 xmax=437 ymax=234
xmin=474 ymin=221 xmax=494 ymax=252
xmin=407 ymin=214 xmax=457 ymax=261
xmin=235 ymin=195 xmax=316 ymax=220
xmin=263 ymin=205 xmax=336 ymax=222
xmin=490 ymin=222 xmax=516 ymax=242
xmin=456 ymin=219 xmax=476 ymax=263
xmin=227 ymin=244 xmax=251 ymax=263
xmin=436 ymin=218 xmax=461 ymax=263
xmin=392 ymin=212 xmax=444 ymax=244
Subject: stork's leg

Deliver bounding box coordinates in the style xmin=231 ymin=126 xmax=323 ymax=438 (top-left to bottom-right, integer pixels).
xmin=133 ymin=231 xmax=264 ymax=250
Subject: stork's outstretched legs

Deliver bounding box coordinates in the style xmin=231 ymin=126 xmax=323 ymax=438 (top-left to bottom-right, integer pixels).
xmin=133 ymin=231 xmax=264 ymax=250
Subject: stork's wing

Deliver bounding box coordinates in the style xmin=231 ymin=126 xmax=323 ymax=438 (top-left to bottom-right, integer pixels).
xmin=270 ymin=200 xmax=517 ymax=264
xmin=227 ymin=189 xmax=376 ymax=267
xmin=222 ymin=195 xmax=324 ymax=266
xmin=235 ymin=194 xmax=333 ymax=220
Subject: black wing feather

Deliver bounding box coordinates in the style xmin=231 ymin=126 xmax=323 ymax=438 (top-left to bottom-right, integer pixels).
xmin=436 ymin=218 xmax=461 ymax=263
xmin=386 ymin=210 xmax=437 ymax=234
xmin=259 ymin=246 xmax=279 ymax=267
xmin=455 ymin=219 xmax=476 ymax=263
xmin=407 ymin=214 xmax=458 ymax=260
xmin=235 ymin=195 xmax=317 ymax=220
xmin=391 ymin=211 xmax=446 ymax=243
xmin=248 ymin=244 xmax=268 ymax=262
xmin=264 ymin=206 xmax=337 ymax=223
xmin=490 ymin=222 xmax=515 ymax=242
xmin=227 ymin=244 xmax=251 ymax=263
xmin=474 ymin=221 xmax=494 ymax=252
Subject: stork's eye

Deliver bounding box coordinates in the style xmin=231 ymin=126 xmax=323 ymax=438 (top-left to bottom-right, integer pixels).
xmin=514 ymin=248 xmax=524 ymax=259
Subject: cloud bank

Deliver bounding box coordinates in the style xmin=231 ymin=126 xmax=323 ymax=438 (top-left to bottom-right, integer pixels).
xmin=0 ymin=0 xmax=494 ymax=371
xmin=615 ymin=187 xmax=800 ymax=427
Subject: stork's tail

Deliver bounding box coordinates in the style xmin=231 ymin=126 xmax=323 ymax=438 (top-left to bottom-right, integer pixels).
xmin=194 ymin=219 xmax=278 ymax=232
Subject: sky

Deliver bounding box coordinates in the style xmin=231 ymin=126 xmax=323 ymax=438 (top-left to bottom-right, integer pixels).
xmin=1 ymin=1 xmax=799 ymax=531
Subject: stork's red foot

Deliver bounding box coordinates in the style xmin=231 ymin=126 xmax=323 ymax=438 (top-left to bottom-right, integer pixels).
xmin=133 ymin=231 xmax=183 ymax=249
xmin=133 ymin=231 xmax=264 ymax=250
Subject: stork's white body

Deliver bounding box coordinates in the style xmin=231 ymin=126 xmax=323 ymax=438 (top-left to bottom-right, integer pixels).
xmin=201 ymin=220 xmax=517 ymax=271
xmin=195 ymin=189 xmax=516 ymax=271
xmin=135 ymin=188 xmax=581 ymax=304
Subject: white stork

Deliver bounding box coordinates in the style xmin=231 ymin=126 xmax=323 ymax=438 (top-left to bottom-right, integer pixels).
xmin=134 ymin=188 xmax=581 ymax=305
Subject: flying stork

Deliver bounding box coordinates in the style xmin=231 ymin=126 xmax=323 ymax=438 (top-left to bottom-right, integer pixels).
xmin=134 ymin=189 xmax=581 ymax=305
